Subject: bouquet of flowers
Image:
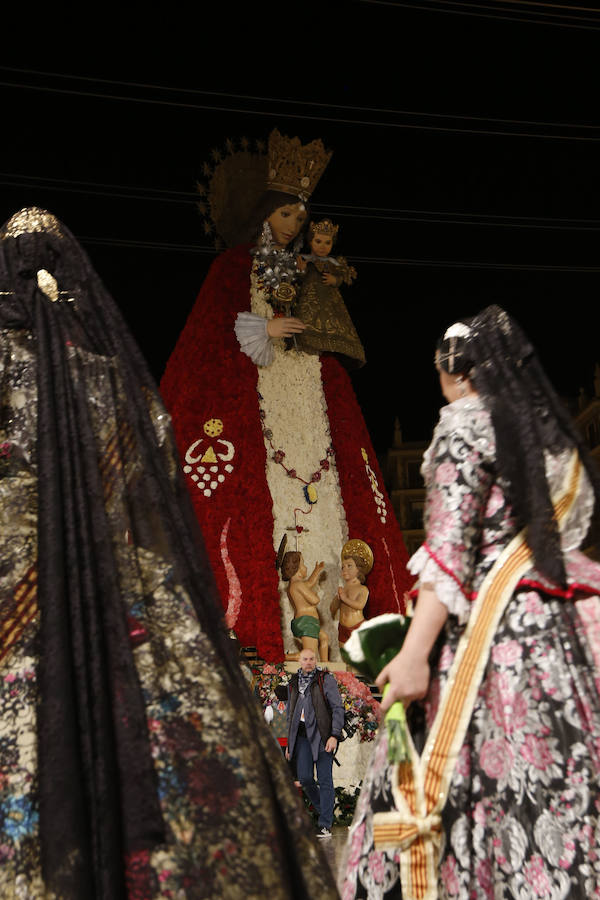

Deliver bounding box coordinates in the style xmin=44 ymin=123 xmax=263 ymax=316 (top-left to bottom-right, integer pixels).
xmin=251 ymin=662 xmax=289 ymax=716
xmin=340 ymin=613 xmax=412 ymax=762
xmin=335 ymin=671 xmax=380 ymax=742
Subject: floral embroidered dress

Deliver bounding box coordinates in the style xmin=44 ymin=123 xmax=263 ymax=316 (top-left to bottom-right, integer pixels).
xmin=340 ymin=395 xmax=600 ymax=900
xmin=160 ymin=245 xmax=411 ymax=662
xmin=0 ymin=210 xmax=339 ymax=900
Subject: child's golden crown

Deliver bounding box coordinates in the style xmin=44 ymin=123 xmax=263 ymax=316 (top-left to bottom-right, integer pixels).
xmin=308 ymin=219 xmax=339 ymax=240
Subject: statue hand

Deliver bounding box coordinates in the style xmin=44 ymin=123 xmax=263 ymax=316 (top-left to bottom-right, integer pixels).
xmin=322 ymin=273 xmax=336 ymax=285
xmin=267 ymin=317 xmax=306 ymax=339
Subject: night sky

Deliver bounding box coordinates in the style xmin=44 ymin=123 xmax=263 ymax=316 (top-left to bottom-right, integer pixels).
xmin=2 ymin=2 xmax=599 ymax=453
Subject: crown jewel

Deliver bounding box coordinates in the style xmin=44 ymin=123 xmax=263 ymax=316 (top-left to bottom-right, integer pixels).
xmin=267 ymin=129 xmax=332 ymax=202
xmin=309 ymin=219 xmax=339 ymax=240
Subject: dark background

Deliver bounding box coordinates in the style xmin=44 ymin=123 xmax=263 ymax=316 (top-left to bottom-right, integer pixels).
xmin=2 ymin=0 xmax=599 ymax=452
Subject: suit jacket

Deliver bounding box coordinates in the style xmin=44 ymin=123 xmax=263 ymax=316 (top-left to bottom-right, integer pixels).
xmin=286 ymin=670 xmax=344 ymax=761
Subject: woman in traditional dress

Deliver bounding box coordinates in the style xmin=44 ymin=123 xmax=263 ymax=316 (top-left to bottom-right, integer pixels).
xmin=160 ymin=131 xmax=411 ymax=662
xmin=341 ymin=305 xmax=600 ymax=899
xmin=0 ymin=207 xmax=338 ymax=899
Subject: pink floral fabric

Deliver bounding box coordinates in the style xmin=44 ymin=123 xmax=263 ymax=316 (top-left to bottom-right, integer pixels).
xmin=339 ymin=396 xmax=600 ymax=899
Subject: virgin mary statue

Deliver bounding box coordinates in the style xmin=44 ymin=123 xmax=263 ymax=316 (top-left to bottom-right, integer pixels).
xmin=161 ymin=130 xmax=412 ymax=662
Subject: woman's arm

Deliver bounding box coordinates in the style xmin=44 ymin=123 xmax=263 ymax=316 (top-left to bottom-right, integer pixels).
xmin=376 ymin=585 xmax=448 ymax=712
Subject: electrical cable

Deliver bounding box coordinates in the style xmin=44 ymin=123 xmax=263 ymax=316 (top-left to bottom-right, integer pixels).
xmin=78 ymin=234 xmax=600 ymax=271
xmin=3 ymin=173 xmax=599 ymax=232
xmin=354 ymin=0 xmax=600 ymax=29
xmin=1 ymin=77 xmax=599 ymax=141
xmin=1 ymin=66 xmax=599 ymax=133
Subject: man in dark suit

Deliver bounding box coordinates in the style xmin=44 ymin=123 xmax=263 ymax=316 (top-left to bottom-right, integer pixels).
xmin=285 ymin=648 xmax=344 ymax=838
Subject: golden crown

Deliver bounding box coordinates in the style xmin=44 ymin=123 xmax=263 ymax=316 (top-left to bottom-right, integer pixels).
xmin=341 ymin=539 xmax=374 ymax=574
xmin=267 ymin=129 xmax=332 ymax=202
xmin=308 ymin=219 xmax=339 ymax=240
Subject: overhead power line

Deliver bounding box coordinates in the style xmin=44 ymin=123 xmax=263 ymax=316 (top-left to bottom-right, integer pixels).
xmin=1 ymin=69 xmax=599 ymax=142
xmin=355 ymin=0 xmax=600 ymax=29
xmin=79 ymin=234 xmax=600 ymax=272
xmin=2 ymin=172 xmax=600 ymax=233
xmin=425 ymin=0 xmax=600 ymax=24
xmin=2 ymin=66 xmax=599 ymax=133
xmin=352 ymin=255 xmax=600 ymax=271
xmin=498 ymin=0 xmax=600 ymax=11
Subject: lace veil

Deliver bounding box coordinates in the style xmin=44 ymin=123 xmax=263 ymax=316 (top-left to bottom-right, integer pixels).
xmin=0 ymin=208 xmax=246 ymax=897
xmin=436 ymin=304 xmax=600 ymax=587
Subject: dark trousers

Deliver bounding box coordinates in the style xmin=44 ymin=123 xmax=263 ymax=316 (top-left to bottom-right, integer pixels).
xmin=294 ymin=733 xmax=335 ymax=829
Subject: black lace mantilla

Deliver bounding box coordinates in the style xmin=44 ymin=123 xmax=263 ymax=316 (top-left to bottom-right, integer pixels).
xmin=436 ymin=304 xmax=600 ymax=588
xmin=0 ymin=209 xmax=338 ymax=899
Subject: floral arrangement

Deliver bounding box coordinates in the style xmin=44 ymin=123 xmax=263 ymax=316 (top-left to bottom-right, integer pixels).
xmin=250 ymin=270 xmax=351 ymax=590
xmin=160 ymin=241 xmax=413 ymax=663
xmin=303 ymin=784 xmax=361 ymax=826
xmin=335 ymin=670 xmax=380 ymax=742
xmin=341 ymin=613 xmax=412 ymax=762
xmin=252 ymin=664 xmax=380 ymax=744
xmin=253 ymin=662 xmax=289 ymax=717
xmin=160 ymin=246 xmax=288 ymax=663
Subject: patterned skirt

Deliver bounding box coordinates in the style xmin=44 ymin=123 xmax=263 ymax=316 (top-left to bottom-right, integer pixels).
xmin=339 ymin=590 xmax=600 ymax=899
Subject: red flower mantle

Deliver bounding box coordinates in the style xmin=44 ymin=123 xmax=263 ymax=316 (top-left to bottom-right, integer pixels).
xmin=161 ymin=245 xmax=412 ymax=661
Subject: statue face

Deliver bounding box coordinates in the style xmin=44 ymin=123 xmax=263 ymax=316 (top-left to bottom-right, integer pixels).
xmin=267 ymin=202 xmax=307 ymax=247
xmin=310 ymin=232 xmax=333 ymax=258
xmin=341 ymin=557 xmax=360 ymax=582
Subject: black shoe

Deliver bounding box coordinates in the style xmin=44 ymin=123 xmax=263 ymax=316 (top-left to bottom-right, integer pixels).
xmin=316 ymin=826 xmax=332 ymax=838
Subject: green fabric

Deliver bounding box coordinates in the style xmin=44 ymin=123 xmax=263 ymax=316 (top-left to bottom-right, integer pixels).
xmin=290 ymin=615 xmax=320 ymax=639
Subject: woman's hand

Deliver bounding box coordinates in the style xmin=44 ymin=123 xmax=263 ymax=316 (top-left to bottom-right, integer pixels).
xmin=376 ymin=649 xmax=430 ymax=712
xmin=266 ymin=317 xmax=306 ymax=339
xmin=321 ymin=273 xmax=337 ymax=285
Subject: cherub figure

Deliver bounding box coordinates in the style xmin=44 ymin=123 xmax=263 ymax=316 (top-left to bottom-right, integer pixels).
xmin=281 ymin=551 xmax=329 ymax=661
xmin=295 ymin=219 xmax=365 ymax=369
xmin=330 ymin=540 xmax=373 ymax=646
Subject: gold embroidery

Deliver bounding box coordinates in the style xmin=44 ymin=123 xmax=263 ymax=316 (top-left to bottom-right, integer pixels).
xmin=1 ymin=207 xmax=63 ymax=239
xmin=295 ymin=260 xmax=365 ymax=367
xmin=267 ymin=129 xmax=332 ymax=201
xmin=36 ymin=269 xmax=59 ymax=302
